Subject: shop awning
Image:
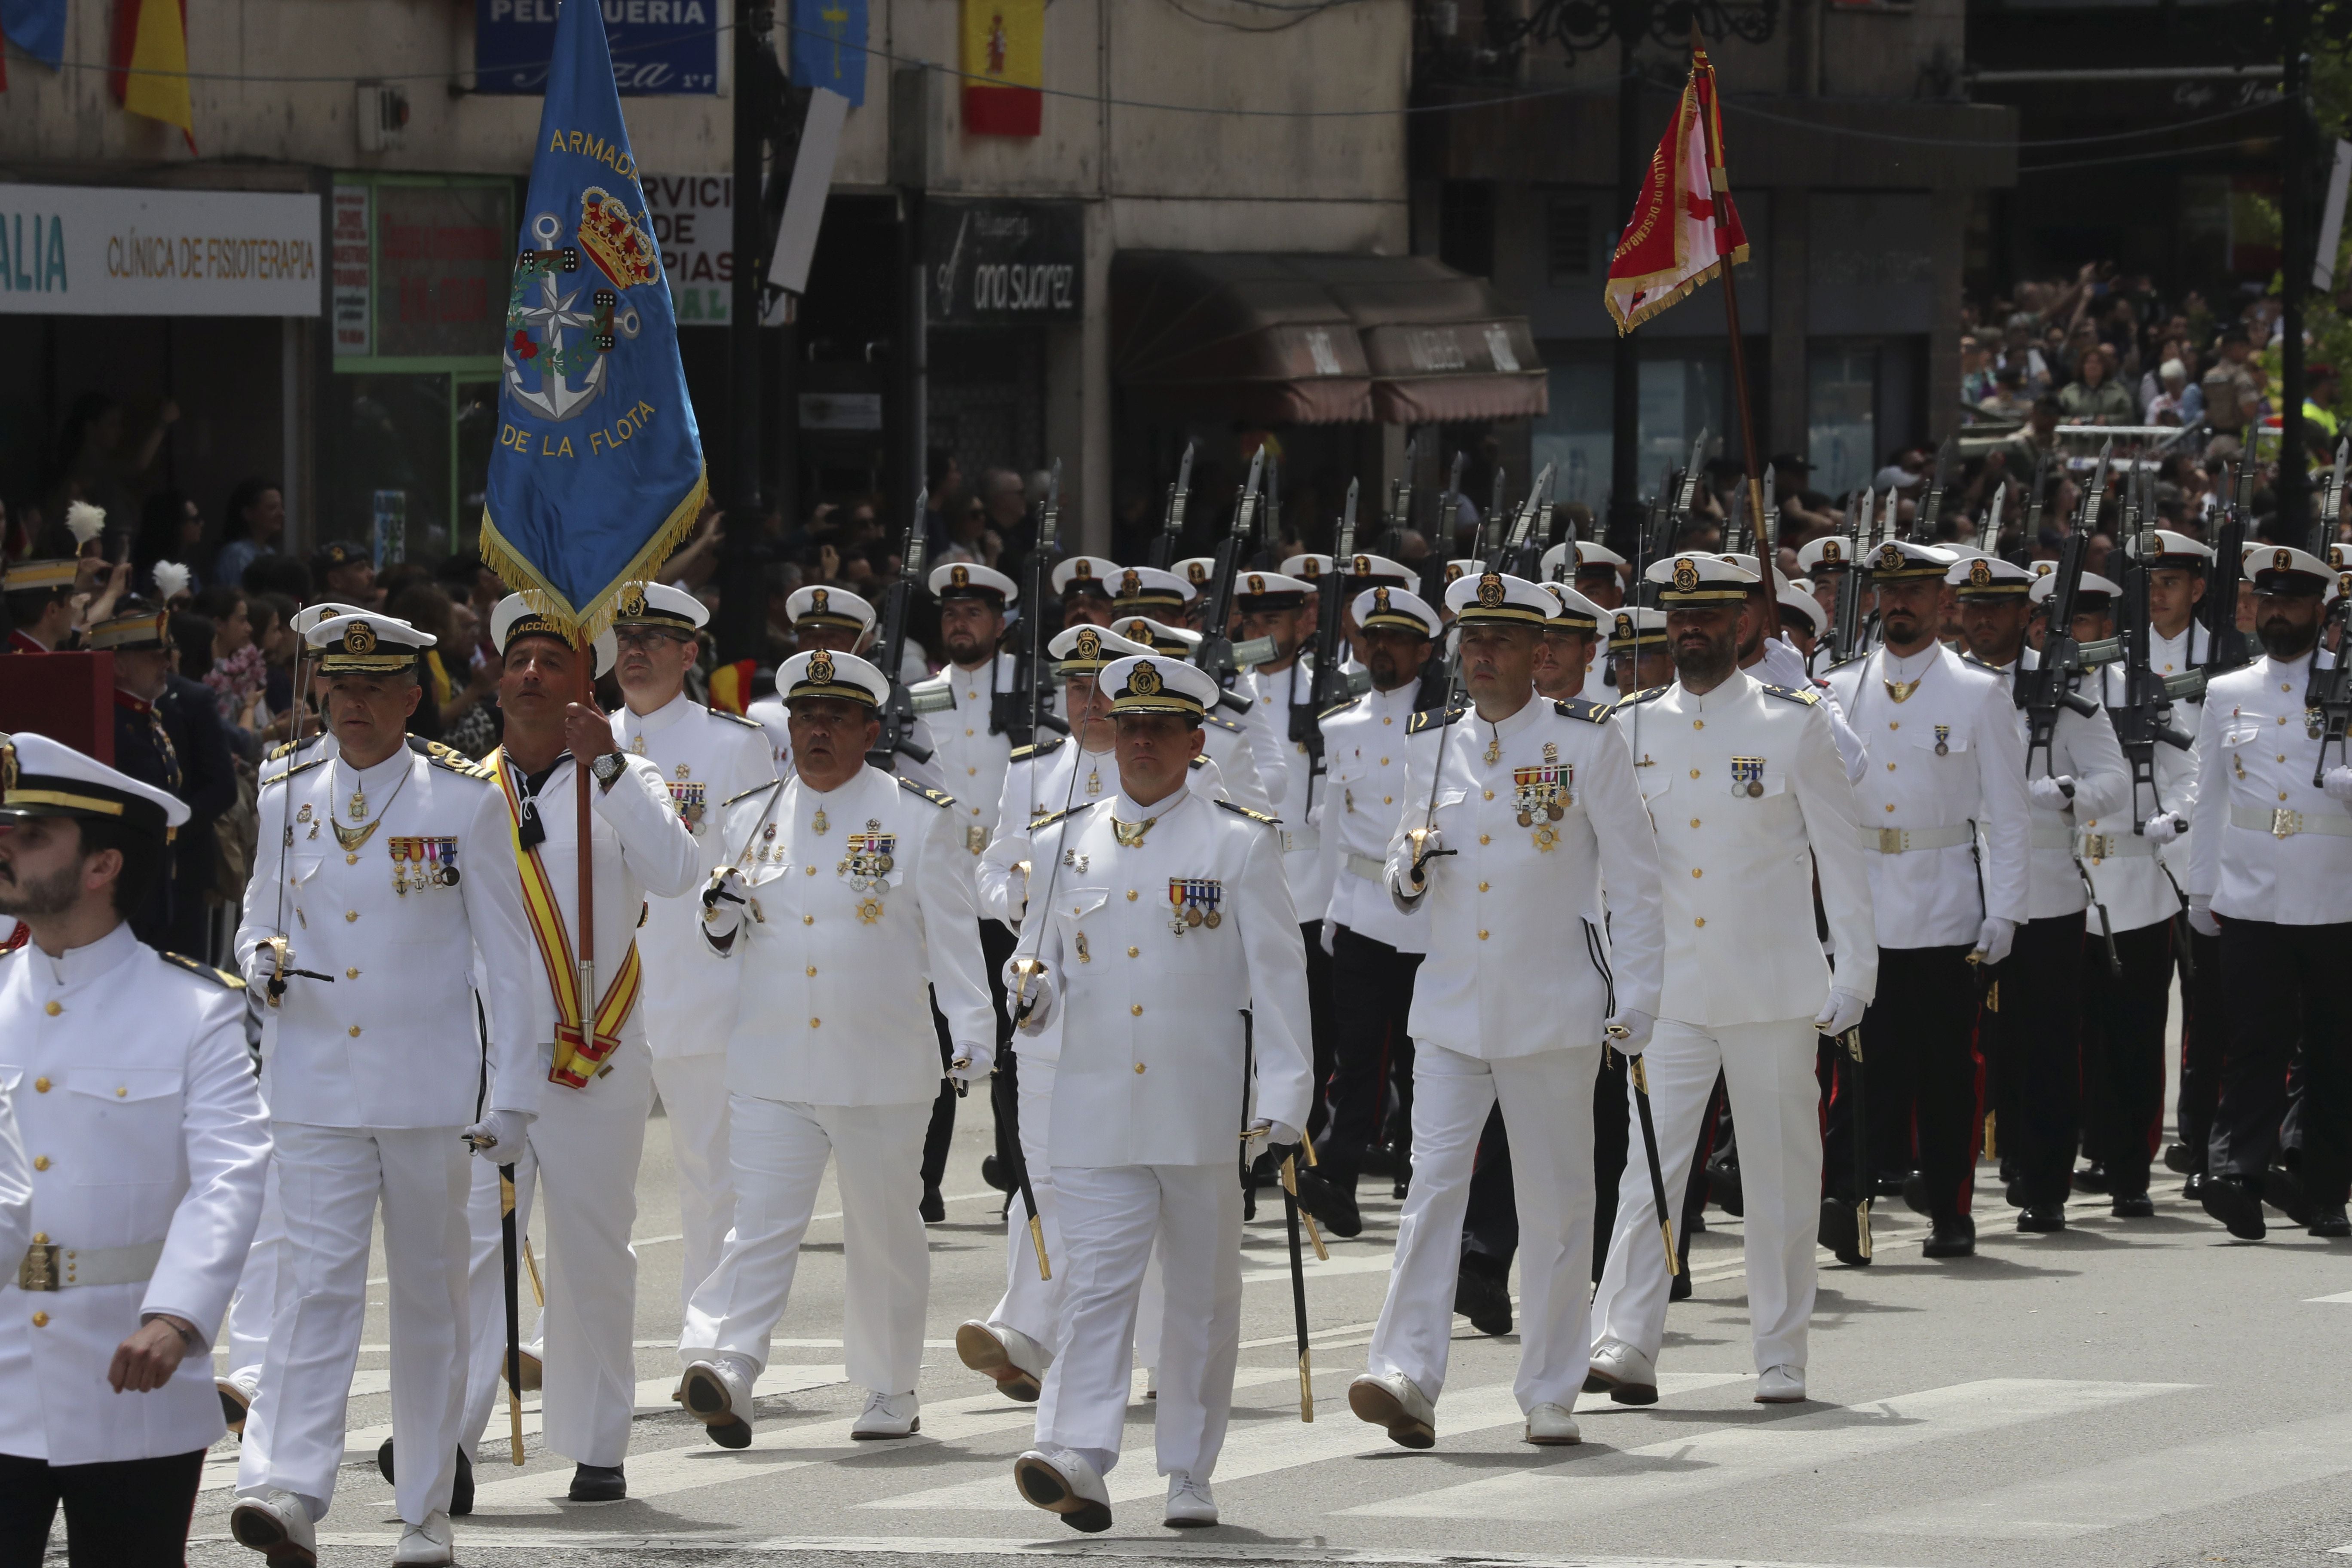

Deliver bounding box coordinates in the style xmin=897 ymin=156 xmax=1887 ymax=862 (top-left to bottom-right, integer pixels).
xmin=1111 ymin=251 xmax=1547 ymax=426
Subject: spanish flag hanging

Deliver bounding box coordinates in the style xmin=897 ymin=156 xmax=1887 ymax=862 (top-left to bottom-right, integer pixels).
xmin=961 ymin=0 xmax=1043 ymax=138
xmin=1603 ymin=41 xmax=1748 ymax=334
xmin=109 ymin=0 xmax=196 ymax=153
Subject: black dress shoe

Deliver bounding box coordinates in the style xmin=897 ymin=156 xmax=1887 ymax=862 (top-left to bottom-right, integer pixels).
xmin=1922 ymin=1215 xmax=1976 ymax=1258
xmin=919 ymin=1188 xmax=946 ymax=1224
xmin=1900 ymin=1173 xmax=1932 ymax=1217
xmin=2164 ymin=1143 xmax=2197 ymax=1175
xmin=2073 ymin=1161 xmax=2111 ymax=1194
xmin=980 ymin=1155 xmax=1014 ymax=1194
xmin=2017 ymin=1206 xmax=2066 ymax=1233
xmin=1818 ymin=1195 xmax=1868 ymax=1267
xmin=568 ymin=1462 xmax=626 ymax=1502
xmin=1454 ymin=1262 xmax=1513 ymax=1336
xmin=1877 ymin=1171 xmax=1912 ymax=1200
xmin=2264 ymin=1164 xmax=2315 ymax=1227
xmin=2201 ymin=1173 xmax=2266 ymax=1240
xmin=2183 ymin=1170 xmax=2206 ymax=1200
xmin=1392 ymin=1173 xmax=1410 ymax=1201
xmin=1292 ymin=1167 xmax=1363 ymax=1239
xmin=707 ymin=1417 xmax=753 ymax=1449
xmin=2309 ymin=1207 xmax=2350 ymax=1239
xmin=2111 ymin=1192 xmax=2155 ymax=1219
xmin=1711 ymin=1162 xmax=1745 ymax=1217
xmin=377 ymin=1442 xmax=475 ymax=1515
xmin=2003 ymin=1177 xmax=2028 ymax=1209
xmin=1669 ymin=1265 xmax=1694 ymax=1301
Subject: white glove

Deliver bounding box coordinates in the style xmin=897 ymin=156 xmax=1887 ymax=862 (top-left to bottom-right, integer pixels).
xmin=2325 ymin=765 xmax=2352 ymax=805
xmin=1972 ymin=916 xmax=2017 ymax=966
xmin=2029 ymin=775 xmax=2077 ymax=811
xmin=1249 ymin=1118 xmax=1304 ymax=1147
xmin=700 ymin=866 xmax=750 ymax=942
xmin=1811 ymin=987 xmax=1869 ymax=1038
xmin=2141 ymin=810 xmax=2187 ymax=845
xmin=948 ymin=1039 xmax=995 ymax=1083
xmin=1001 ymin=957 xmax=1057 ymax=1033
xmin=462 ymin=1109 xmax=533 ymax=1161
xmin=1604 ymin=1008 xmax=1655 ymax=1056
xmin=1319 ymin=919 xmax=1336 ymax=957
xmin=2188 ymin=895 xmax=2220 ymax=937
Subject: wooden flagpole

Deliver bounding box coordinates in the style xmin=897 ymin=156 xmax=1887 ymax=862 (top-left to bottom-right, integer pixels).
xmin=1693 ymin=27 xmax=1769 ymax=553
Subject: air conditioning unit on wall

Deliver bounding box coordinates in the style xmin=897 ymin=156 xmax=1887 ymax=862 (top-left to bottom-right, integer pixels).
xmin=356 ymin=83 xmax=410 ymax=153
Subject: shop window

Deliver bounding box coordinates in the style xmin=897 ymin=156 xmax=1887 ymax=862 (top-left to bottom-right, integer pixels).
xmin=1808 ymin=344 xmax=1877 ymax=501
xmin=1546 ymin=198 xmax=1593 ymax=286
xmin=1531 ymin=345 xmax=1730 ymax=511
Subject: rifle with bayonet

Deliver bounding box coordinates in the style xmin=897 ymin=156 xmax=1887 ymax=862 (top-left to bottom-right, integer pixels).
xmin=1505 ymin=465 xmax=1557 ymax=579
xmin=2315 ymin=437 xmax=2348 ymax=560
xmin=1189 ymin=448 xmax=1267 ymax=703
xmin=867 ymin=496 xmax=937 ymax=772
xmin=1828 ymin=490 xmax=1867 ymax=664
xmin=992 ymin=460 xmax=1068 ymax=749
xmin=1424 ymin=449 xmax=1467 ymax=564
xmin=1976 ymin=485 xmax=2007 ymax=556
xmin=1146 ymin=441 xmax=1197 ymax=570
xmin=1633 ymin=462 xmax=1678 ymax=610
xmin=2081 ymin=464 xmax=2194 ymax=825
xmin=2015 ymin=440 xmax=2112 ymax=777
xmin=1294 ymin=479 xmax=1363 ymax=784
xmin=1383 ymin=437 xmax=1417 ymax=562
xmin=1486 ymin=466 xmax=1507 ymax=557
xmin=1915 ymin=435 xmax=1956 ymax=544
xmin=1263 ymin=457 xmax=1283 ymax=560
xmin=2201 ymin=458 xmax=2255 ymax=674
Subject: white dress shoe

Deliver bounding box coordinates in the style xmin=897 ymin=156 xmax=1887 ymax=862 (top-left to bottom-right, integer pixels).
xmin=1014 ymin=1446 xmax=1113 ymax=1532
xmin=955 ymin=1319 xmax=1048 ymax=1402
xmin=1755 ymin=1364 xmax=1807 ymax=1403
xmin=850 ymin=1389 xmax=921 ymax=1439
xmin=229 ymin=1488 xmax=317 ymax=1565
xmin=1523 ymin=1402 xmax=1583 ymax=1446
xmin=392 ymin=1510 xmax=454 ymax=1566
xmin=1347 ymin=1370 xmax=1436 ymax=1449
xmin=1165 ymin=1470 xmax=1219 ymax=1527
xmin=677 ymin=1353 xmax=758 ymax=1447
xmin=1584 ymin=1337 xmax=1660 ymax=1406
xmin=217 ymin=1369 xmax=257 ymax=1435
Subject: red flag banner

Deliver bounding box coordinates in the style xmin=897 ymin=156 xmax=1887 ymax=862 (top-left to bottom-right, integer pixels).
xmin=1604 ymin=44 xmax=1748 ymax=335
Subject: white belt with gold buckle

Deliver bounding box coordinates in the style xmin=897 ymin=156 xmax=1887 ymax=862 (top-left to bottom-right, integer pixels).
xmin=17 ymin=1239 xmax=165 ymax=1292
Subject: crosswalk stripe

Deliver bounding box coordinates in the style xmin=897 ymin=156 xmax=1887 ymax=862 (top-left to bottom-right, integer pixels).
xmin=872 ymin=1371 xmax=1752 ymax=1512
xmin=1851 ymin=1409 xmax=2352 ymax=1539
xmin=458 ymin=1366 xmax=1298 ymax=1516
xmin=1342 ymin=1379 xmax=2191 ymax=1521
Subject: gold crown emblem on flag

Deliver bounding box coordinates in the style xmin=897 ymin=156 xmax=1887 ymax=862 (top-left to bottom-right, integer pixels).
xmin=578 ymin=187 xmax=657 ymax=288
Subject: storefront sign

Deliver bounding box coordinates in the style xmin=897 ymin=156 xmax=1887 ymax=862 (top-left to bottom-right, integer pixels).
xmin=640 ymin=173 xmax=735 ymax=326
xmin=373 ymin=183 xmax=514 ymax=359
xmin=0 ymin=183 xmax=319 ymax=317
xmin=476 ymin=0 xmax=719 ymax=95
xmin=331 ymin=186 xmax=372 ymax=355
xmin=924 ymin=198 xmax=1081 ymax=327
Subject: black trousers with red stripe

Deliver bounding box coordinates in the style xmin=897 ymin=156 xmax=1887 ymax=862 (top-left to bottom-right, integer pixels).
xmin=1824 ymin=943 xmax=1984 ymax=1220
xmin=2077 ymin=920 xmax=2173 ymax=1198
xmin=2213 ymin=919 xmax=2352 ymax=1207
xmin=2173 ymin=925 xmax=2227 ymax=1173
xmin=1990 ymin=912 xmax=2088 ymax=1209
xmin=0 ymin=1449 xmax=205 ymax=1568
xmin=1320 ymin=926 xmax=1421 ymax=1185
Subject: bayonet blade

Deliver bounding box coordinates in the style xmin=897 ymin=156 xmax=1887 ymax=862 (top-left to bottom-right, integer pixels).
xmin=1233 ymin=446 xmax=1267 ymax=539
xmin=1338 ymin=477 xmax=1360 ymax=559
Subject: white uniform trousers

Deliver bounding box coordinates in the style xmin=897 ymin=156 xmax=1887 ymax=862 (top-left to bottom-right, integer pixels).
xmin=224 ymin=1157 xmax=287 ymax=1386
xmin=1035 ymin=1163 xmax=1241 ymax=1479
xmin=1366 ymin=1043 xmax=1599 ymax=1413
xmin=680 ymin=1095 xmax=931 ymax=1395
xmin=650 ymin=1051 xmax=735 ymax=1314
xmin=460 ymin=1043 xmax=652 ymax=1469
xmin=235 ymin=1123 xmax=471 ymax=1526
xmin=1590 ymin=1017 xmax=1822 ymax=1372
xmin=988 ymin=1061 xmax=1061 ymax=1348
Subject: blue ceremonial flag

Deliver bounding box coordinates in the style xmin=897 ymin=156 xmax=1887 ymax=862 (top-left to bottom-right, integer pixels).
xmin=788 ymin=0 xmax=867 ymax=107
xmin=481 ymin=0 xmax=707 ymax=637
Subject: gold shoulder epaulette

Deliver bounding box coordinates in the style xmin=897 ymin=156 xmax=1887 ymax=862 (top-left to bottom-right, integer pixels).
xmin=1010 ymin=735 xmax=1066 ymax=763
xmin=1203 ymin=711 xmax=1243 ymax=734
xmin=1405 ymin=705 xmax=1466 ymax=735
xmin=720 ymin=778 xmax=784 ymax=809
xmin=1614 ymin=685 xmax=1669 ymax=709
xmin=1319 ymin=697 xmax=1361 ymax=721
xmin=158 ymin=950 xmax=246 ymax=990
xmin=898 ymin=776 xmax=957 ymax=809
xmin=711 ymin=708 xmax=763 ymax=729
xmin=261 ymin=756 xmax=328 ymax=789
xmin=1214 ymin=799 xmax=1280 ymax=827
xmin=416 ymin=738 xmax=496 ymax=780
xmin=1554 ymin=696 xmax=1611 ymax=722
xmin=1759 ymin=683 xmax=1821 ymax=706
xmin=1960 ymin=653 xmax=1999 ymax=674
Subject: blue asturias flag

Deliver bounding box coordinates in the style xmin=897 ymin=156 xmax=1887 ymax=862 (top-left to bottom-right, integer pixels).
xmin=481 ymin=0 xmax=707 ymax=636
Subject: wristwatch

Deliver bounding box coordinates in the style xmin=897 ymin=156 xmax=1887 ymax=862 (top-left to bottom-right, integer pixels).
xmin=590 ymin=751 xmax=627 ymax=788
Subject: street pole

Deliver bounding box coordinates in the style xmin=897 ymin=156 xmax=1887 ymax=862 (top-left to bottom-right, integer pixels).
xmin=1609 ymin=37 xmax=1645 ymax=557
xmin=2281 ymin=0 xmax=2312 ymax=535
xmin=720 ymin=0 xmax=772 ymax=665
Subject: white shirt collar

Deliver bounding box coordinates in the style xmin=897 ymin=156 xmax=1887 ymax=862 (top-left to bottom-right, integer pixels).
xmin=621 ymin=689 xmax=696 ymax=738
xmin=36 ymin=919 xmax=140 ymax=991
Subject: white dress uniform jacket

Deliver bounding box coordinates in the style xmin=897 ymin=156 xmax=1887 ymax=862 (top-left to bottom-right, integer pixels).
xmin=1822 ymin=643 xmax=2032 ymax=948
xmin=913 ymin=653 xmax=1019 ymax=853
xmin=709 ymin=766 xmax=995 ymax=1101
xmin=750 ymin=696 xmax=952 ymax=797
xmin=1386 ymin=698 xmax=1664 ymax=1053
xmin=1025 ymin=788 xmax=1314 ymax=1166
xmin=2081 ymin=661 xmax=2199 ymax=935
xmin=235 ymin=742 xmax=540 ymax=1124
xmin=0 ymin=926 xmax=266 ymax=1465
xmin=2186 ymin=649 xmax=2352 ymax=923
xmin=614 ymin=695 xmax=779 ymax=1057
xmin=1622 ymin=673 xmax=1878 ymax=1023
xmin=1314 ymin=683 xmax=1435 ymax=954
xmin=1973 ymin=651 xmax=2132 ymax=920
xmin=1243 ymin=660 xmax=1335 ymax=913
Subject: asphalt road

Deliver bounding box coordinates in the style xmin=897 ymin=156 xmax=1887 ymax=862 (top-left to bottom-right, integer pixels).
xmin=178 ymin=1029 xmax=2352 ymax=1568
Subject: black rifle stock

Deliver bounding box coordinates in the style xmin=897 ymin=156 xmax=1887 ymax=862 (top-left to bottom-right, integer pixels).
xmin=868 ymin=497 xmax=934 ymax=771
xmin=1191 ymin=448 xmax=1267 ymax=694
xmin=994 ymin=460 xmax=1066 ymax=749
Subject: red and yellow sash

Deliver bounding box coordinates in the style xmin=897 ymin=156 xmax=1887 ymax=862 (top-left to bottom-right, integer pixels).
xmin=490 ymin=748 xmax=642 ymax=1089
